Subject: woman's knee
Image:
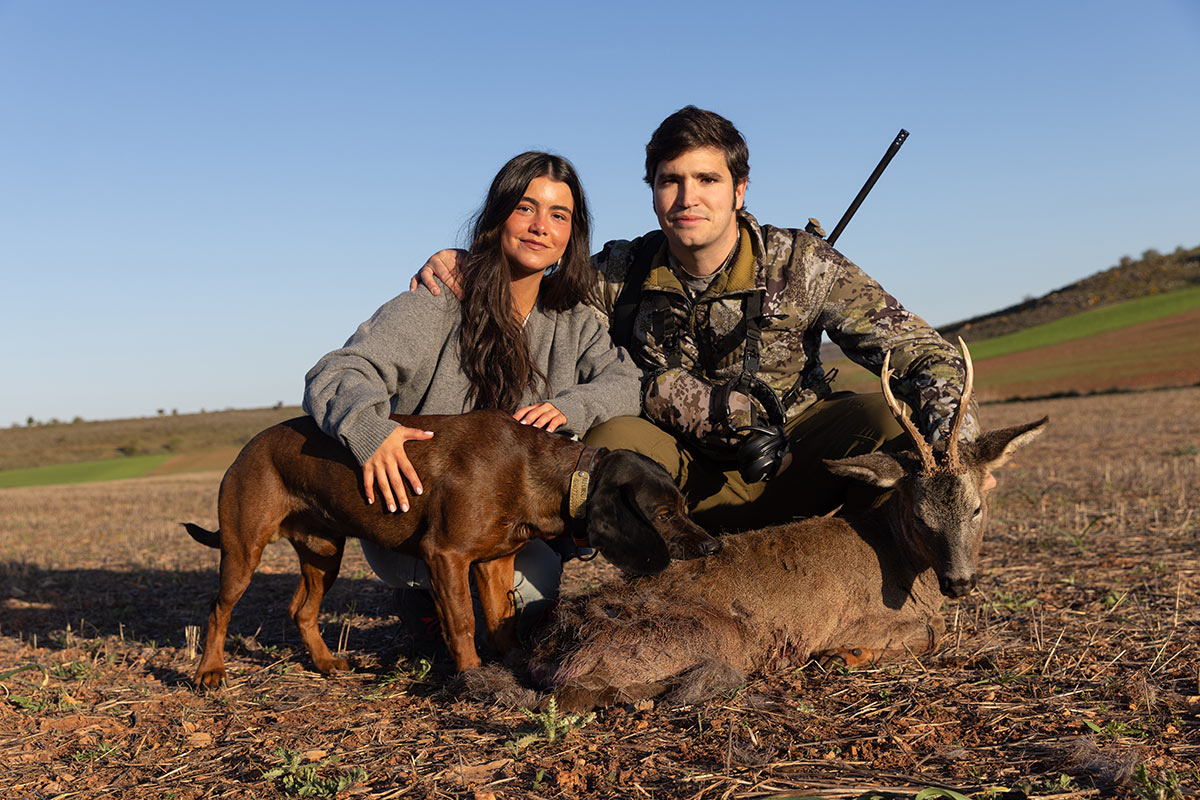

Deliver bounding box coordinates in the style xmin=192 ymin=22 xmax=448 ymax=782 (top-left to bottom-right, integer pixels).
xmin=360 ymin=541 xmax=428 ymax=588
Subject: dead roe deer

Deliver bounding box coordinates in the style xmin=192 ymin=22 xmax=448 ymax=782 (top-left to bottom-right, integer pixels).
xmin=535 ymin=340 xmax=1048 ymax=710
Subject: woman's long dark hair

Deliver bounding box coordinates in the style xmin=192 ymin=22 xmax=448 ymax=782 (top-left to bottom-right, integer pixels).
xmin=459 ymin=152 xmax=594 ymax=412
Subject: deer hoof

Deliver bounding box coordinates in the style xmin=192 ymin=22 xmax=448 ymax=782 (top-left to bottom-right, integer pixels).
xmin=817 ymin=647 xmax=866 ymax=670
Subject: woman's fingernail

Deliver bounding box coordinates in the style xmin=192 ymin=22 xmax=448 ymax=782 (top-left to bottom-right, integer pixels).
xmin=387 ymin=503 xmax=396 ymax=513
xmin=400 ymin=503 xmax=409 ymax=513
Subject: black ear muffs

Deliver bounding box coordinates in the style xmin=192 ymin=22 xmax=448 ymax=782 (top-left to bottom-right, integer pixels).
xmin=735 ymin=425 xmax=790 ymax=483
xmin=584 ymin=452 xmax=672 ymax=575
xmin=718 ymin=375 xmax=790 ymax=483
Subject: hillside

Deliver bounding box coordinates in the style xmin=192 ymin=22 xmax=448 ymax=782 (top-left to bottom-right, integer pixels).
xmin=0 ymin=405 xmax=302 ymax=472
xmin=938 ymin=243 xmax=1200 ymax=341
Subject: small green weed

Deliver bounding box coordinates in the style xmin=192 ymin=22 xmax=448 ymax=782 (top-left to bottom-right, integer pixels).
xmin=52 ymin=661 xmax=98 ymax=681
xmin=1084 ymin=717 xmax=1146 ymax=739
xmin=990 ymin=589 xmax=1038 ymax=614
xmin=510 ymin=697 xmax=595 ymax=751
xmin=10 ymin=691 xmax=75 ymax=713
xmin=1017 ymin=773 xmax=1079 ymax=795
xmin=72 ymin=740 xmax=122 ymax=764
xmin=2 ymin=664 xmax=80 ymax=713
xmin=262 ymin=747 xmax=368 ymax=797
xmin=1058 ymin=516 xmax=1102 ymax=553
xmin=1130 ymin=763 xmax=1185 ymax=800
xmin=366 ymin=658 xmax=432 ymax=699
xmin=924 ymin=790 xmax=976 ymax=800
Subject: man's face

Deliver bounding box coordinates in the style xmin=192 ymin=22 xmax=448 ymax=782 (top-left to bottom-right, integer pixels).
xmin=651 ymin=146 xmax=747 ymax=273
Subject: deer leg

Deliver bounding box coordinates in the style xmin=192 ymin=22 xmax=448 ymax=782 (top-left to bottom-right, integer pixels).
xmin=287 ymin=534 xmax=348 ymax=674
xmin=816 ymin=617 xmax=944 ymax=669
xmin=423 ymin=549 xmax=481 ymax=672
xmin=471 ymin=555 xmax=518 ymax=661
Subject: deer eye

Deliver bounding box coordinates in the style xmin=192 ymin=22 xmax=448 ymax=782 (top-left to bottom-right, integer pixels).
xmin=655 ymin=510 xmax=675 ymax=522
xmin=972 ymin=505 xmax=983 ymax=518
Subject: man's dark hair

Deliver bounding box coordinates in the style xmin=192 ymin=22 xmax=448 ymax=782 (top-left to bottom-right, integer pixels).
xmin=643 ymin=106 xmax=750 ymax=187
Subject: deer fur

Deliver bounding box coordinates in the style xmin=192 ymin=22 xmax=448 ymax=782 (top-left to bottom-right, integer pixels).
xmin=534 ymin=340 xmax=1049 ymax=710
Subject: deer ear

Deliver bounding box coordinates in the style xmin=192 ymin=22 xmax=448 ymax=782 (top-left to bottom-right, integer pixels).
xmin=824 ymin=452 xmax=907 ymax=488
xmin=972 ymin=416 xmax=1049 ymax=473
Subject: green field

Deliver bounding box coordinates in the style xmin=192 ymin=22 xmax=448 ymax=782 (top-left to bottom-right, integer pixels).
xmin=0 ymin=454 xmax=171 ymax=488
xmin=967 ymin=285 xmax=1200 ymax=360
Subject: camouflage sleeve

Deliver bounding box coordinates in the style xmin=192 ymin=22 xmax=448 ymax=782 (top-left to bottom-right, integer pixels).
xmin=642 ymin=368 xmax=752 ymax=452
xmin=818 ymin=258 xmax=980 ymax=442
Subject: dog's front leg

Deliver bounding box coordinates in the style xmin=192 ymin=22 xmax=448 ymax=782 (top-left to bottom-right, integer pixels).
xmin=472 ymin=555 xmax=518 ymax=661
xmin=424 ymin=551 xmax=481 ymax=671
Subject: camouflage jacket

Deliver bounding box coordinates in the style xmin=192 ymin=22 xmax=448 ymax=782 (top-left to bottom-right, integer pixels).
xmin=590 ymin=211 xmax=978 ymax=454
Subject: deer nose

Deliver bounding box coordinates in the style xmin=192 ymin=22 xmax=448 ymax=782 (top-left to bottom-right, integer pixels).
xmin=701 ymin=536 xmax=722 ymax=556
xmin=939 ymin=573 xmax=977 ymax=598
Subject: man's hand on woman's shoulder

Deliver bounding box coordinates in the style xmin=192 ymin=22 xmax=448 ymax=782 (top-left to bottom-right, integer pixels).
xmin=410 ymin=249 xmax=468 ymax=299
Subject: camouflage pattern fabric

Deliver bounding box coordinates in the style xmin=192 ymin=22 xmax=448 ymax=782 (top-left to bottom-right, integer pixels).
xmin=590 ymin=210 xmax=979 ymax=453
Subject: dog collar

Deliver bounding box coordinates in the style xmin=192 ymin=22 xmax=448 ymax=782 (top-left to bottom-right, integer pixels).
xmin=568 ymin=447 xmax=599 ymax=521
xmin=567 ymin=448 xmax=602 ymax=561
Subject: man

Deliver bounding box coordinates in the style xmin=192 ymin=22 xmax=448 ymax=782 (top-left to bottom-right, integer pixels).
xmin=416 ymin=106 xmax=978 ymax=532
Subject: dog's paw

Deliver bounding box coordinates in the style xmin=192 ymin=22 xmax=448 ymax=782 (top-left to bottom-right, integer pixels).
xmin=194 ymin=667 xmax=226 ymax=689
xmin=313 ymin=655 xmax=352 ymax=673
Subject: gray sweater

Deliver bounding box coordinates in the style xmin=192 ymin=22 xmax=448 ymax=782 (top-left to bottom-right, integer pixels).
xmin=303 ymin=282 xmax=643 ymax=465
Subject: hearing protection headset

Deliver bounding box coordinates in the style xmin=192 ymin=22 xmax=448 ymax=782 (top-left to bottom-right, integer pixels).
xmin=715 ymin=373 xmax=790 ymax=483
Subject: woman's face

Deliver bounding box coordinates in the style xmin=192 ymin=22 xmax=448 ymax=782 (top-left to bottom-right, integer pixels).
xmin=500 ymin=175 xmax=574 ymax=277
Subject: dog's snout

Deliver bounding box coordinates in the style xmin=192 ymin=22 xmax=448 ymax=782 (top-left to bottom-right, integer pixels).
xmin=666 ymin=523 xmax=723 ymax=561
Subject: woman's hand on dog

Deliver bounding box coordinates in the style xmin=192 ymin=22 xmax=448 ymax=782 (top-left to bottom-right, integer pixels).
xmin=514 ymin=403 xmax=566 ymax=432
xmin=363 ymin=425 xmax=435 ymax=513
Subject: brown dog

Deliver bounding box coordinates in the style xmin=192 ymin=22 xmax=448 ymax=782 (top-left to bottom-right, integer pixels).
xmin=184 ymin=409 xmax=718 ymax=686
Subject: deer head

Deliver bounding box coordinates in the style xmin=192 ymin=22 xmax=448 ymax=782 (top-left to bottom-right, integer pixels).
xmin=825 ymin=338 xmax=1048 ymax=597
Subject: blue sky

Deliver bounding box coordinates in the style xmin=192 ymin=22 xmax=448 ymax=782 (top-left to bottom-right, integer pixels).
xmin=2 ymin=1 xmax=1198 ymax=426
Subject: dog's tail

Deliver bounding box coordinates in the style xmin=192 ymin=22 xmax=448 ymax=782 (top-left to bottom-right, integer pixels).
xmin=182 ymin=522 xmax=221 ymax=549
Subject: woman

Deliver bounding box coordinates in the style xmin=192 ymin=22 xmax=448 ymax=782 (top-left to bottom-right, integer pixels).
xmin=303 ymin=152 xmax=641 ymax=639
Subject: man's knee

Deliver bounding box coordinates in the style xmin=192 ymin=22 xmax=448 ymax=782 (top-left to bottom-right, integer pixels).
xmin=584 ymin=416 xmax=682 ymax=478
xmin=790 ymin=392 xmax=905 ymax=459
xmin=841 ymin=392 xmax=906 ymax=449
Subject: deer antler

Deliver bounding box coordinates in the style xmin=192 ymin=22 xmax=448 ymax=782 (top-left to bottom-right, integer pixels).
xmin=944 ymin=336 xmax=974 ymax=471
xmin=880 ymin=350 xmax=937 ymax=474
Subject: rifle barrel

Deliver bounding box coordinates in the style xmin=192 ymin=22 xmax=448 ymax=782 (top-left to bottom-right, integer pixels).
xmin=826 ymin=128 xmax=908 ymax=246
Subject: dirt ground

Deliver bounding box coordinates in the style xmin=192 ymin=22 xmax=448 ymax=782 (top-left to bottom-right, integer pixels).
xmin=1 ymin=389 xmax=1198 ymax=799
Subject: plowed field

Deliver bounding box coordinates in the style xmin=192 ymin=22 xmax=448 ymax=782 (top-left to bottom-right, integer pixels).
xmin=2 ymin=389 xmax=1197 ymax=799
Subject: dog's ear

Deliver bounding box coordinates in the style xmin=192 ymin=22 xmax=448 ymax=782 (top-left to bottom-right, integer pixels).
xmin=586 ymin=453 xmax=671 ymax=575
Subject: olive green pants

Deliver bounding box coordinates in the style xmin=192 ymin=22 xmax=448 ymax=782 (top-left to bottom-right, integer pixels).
xmin=583 ymin=391 xmax=905 ymax=532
